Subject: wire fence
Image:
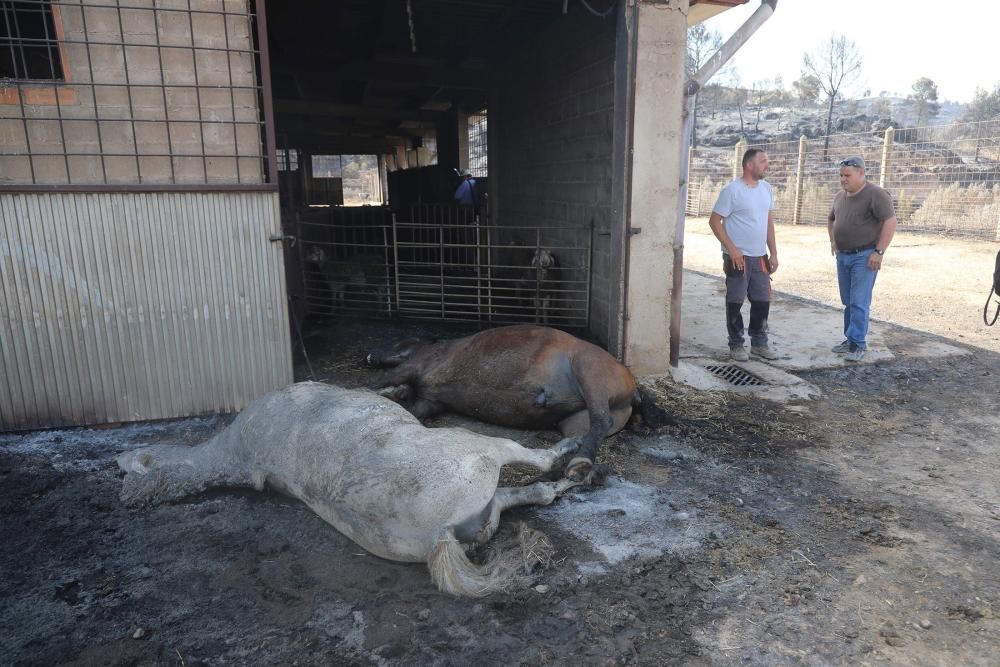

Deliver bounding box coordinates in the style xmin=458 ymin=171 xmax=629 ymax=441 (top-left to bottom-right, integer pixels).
xmin=0 ymin=0 xmax=270 ymax=187
xmin=687 ymin=118 xmax=1000 ymax=240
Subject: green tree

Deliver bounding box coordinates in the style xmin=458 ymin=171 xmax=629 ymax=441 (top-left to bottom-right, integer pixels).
xmin=792 ymin=73 xmax=821 ymax=107
xmin=964 ymin=85 xmax=1000 ymax=122
xmin=963 ymin=85 xmax=1000 ymax=162
xmin=907 ymin=77 xmax=940 ymax=127
xmin=802 ymin=34 xmax=863 ymax=158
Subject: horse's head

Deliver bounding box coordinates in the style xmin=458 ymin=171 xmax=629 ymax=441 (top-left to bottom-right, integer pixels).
xmin=531 ymin=249 xmax=557 ymax=270
xmin=366 ymin=336 xmax=435 ymax=367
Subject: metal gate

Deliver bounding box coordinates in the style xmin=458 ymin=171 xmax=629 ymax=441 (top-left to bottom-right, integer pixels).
xmin=298 ymin=204 xmax=592 ymax=327
xmin=392 ymin=205 xmax=592 ymax=327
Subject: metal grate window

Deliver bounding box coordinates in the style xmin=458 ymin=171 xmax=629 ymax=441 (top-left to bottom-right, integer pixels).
xmin=276 ymin=148 xmax=298 ymax=172
xmin=468 ymin=109 xmax=487 ymax=178
xmin=0 ymin=0 xmax=275 ymax=188
xmin=0 ymin=0 xmax=64 ymax=81
xmin=308 ymin=154 xmax=382 ymax=206
xmin=704 ymin=364 xmax=765 ymax=387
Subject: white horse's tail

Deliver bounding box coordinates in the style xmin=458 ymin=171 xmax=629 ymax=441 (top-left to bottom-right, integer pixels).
xmin=427 ymin=523 xmax=553 ymax=597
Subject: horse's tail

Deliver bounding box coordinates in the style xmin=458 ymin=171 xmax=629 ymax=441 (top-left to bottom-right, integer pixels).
xmin=634 ymin=386 xmax=678 ymax=429
xmin=427 ymin=524 xmax=552 ymax=597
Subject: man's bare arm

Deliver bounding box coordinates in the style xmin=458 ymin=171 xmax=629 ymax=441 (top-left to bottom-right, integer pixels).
xmin=766 ymin=210 xmax=778 ymax=273
xmin=868 ymin=216 xmax=897 ymax=271
xmin=708 ymin=212 xmax=745 ymax=270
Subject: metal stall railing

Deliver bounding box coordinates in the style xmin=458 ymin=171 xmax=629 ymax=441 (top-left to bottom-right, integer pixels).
xmin=392 ymin=213 xmax=592 ymax=328
xmin=296 ymin=206 xmax=395 ymax=317
xmin=295 ymin=202 xmax=593 ymax=327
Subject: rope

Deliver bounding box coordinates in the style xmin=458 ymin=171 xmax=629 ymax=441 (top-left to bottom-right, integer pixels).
xmin=984 ymin=288 xmax=1000 ymax=326
xmin=579 ymin=0 xmax=615 ymax=18
xmin=288 ymin=295 xmax=316 ymax=379
xmin=406 ymin=0 xmax=418 ymax=54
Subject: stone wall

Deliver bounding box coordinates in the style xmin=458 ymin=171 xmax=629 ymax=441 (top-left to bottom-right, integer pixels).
xmin=492 ymin=7 xmax=618 ymax=345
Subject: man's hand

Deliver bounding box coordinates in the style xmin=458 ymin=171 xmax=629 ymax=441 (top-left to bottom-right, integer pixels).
xmin=830 ymin=241 xmax=837 ymax=256
xmin=867 ymin=251 xmax=883 ymax=271
xmin=729 ymin=249 xmax=746 ymax=272
xmin=768 ymin=256 xmax=779 ymax=274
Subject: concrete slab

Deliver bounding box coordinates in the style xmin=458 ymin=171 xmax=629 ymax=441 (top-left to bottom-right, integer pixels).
xmin=679 ymin=270 xmax=969 ymax=372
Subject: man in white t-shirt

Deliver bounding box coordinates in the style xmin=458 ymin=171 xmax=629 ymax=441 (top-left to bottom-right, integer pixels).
xmin=707 ymin=148 xmax=779 ymax=361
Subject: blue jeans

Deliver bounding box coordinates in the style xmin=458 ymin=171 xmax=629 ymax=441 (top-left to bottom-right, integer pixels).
xmin=836 ymin=249 xmax=878 ymax=349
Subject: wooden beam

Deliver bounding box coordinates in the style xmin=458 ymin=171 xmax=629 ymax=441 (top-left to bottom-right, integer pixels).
xmin=272 ymin=60 xmax=487 ymax=90
xmin=275 ymin=99 xmax=449 ymax=123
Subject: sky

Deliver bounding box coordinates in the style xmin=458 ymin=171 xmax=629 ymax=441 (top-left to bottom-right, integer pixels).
xmin=700 ymin=0 xmax=998 ymax=103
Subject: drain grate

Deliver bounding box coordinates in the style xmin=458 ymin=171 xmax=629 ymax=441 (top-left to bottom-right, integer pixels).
xmin=704 ymin=364 xmax=765 ymax=387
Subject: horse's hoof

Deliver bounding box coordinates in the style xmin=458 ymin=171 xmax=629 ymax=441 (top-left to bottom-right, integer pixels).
xmin=565 ymin=456 xmax=593 ymax=481
xmin=377 ymin=384 xmax=411 ymax=402
xmin=585 ymin=463 xmax=611 ymax=486
xmin=552 ymin=436 xmax=581 ymax=458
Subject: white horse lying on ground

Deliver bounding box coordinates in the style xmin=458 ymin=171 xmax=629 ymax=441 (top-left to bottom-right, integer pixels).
xmin=117 ymin=382 xmax=581 ymax=597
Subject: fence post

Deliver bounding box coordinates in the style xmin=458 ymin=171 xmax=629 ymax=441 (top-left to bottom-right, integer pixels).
xmin=687 ymin=145 xmax=695 ymax=214
xmin=733 ymin=138 xmax=747 ymax=180
xmin=792 ymin=135 xmax=807 ymax=225
xmin=879 ymin=126 xmax=894 ymax=189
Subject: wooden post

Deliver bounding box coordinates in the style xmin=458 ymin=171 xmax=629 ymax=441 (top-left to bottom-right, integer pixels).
xmin=792 ymin=135 xmax=807 ymax=225
xmin=879 ymin=126 xmax=894 ymax=189
xmin=733 ymin=138 xmax=747 ymax=180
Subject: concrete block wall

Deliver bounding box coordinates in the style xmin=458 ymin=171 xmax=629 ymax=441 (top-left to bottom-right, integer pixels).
xmin=492 ymin=7 xmax=618 ymax=345
xmin=0 ymin=0 xmax=261 ymax=185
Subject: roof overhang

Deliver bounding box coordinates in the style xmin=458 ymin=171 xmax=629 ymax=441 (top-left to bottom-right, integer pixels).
xmin=688 ymin=0 xmax=749 ymax=25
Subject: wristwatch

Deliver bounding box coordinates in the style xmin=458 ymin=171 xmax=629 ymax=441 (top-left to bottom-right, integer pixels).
xmin=874 ymin=248 xmax=885 ymax=256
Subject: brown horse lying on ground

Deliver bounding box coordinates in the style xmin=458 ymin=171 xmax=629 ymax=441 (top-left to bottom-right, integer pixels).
xmin=367 ymin=325 xmax=668 ymax=481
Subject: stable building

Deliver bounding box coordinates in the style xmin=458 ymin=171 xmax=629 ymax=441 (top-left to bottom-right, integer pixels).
xmin=0 ymin=0 xmax=756 ymax=430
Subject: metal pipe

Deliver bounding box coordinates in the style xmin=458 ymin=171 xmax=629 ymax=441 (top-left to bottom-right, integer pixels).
xmin=669 ymin=0 xmax=777 ymax=367
xmin=255 ymin=0 xmax=278 ymax=185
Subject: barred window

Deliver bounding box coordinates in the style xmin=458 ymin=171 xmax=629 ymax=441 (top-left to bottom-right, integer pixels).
xmin=0 ymin=1 xmax=65 ymax=81
xmin=277 ymin=149 xmax=299 ymax=172
xmin=468 ymin=110 xmax=487 ymax=177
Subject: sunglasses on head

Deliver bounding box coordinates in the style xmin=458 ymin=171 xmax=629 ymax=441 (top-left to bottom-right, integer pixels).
xmin=838 ymin=158 xmax=863 ymax=168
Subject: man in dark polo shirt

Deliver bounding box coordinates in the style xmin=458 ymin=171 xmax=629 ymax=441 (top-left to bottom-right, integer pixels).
xmin=827 ymin=156 xmax=897 ymax=362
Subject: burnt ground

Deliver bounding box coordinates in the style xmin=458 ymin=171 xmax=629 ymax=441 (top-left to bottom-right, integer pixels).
xmin=1 ymin=318 xmax=998 ymax=666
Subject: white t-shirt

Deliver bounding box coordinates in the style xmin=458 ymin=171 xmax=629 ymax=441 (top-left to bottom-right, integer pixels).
xmin=712 ymin=178 xmax=774 ymax=257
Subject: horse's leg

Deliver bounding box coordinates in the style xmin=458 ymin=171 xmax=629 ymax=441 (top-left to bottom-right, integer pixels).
xmin=487 ymin=436 xmax=580 ymax=472
xmin=493 ymin=477 xmax=579 ymax=512
xmin=563 ymin=383 xmax=612 ymax=481
xmin=376 ymin=383 xmax=411 ymax=402
xmin=409 ymin=397 xmax=444 ymax=420
xmin=370 ymin=364 xmax=416 ymax=390
xmin=468 ymin=477 xmax=580 ymax=547
xmin=563 ymin=354 xmax=642 ymax=480
xmin=558 ymin=403 xmax=633 ymax=438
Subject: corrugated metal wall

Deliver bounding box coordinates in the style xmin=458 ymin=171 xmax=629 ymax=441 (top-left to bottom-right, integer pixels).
xmin=0 ymin=191 xmax=292 ymax=431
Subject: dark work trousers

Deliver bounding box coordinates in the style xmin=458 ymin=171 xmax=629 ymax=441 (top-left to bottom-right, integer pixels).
xmin=724 ymin=255 xmax=772 ymax=349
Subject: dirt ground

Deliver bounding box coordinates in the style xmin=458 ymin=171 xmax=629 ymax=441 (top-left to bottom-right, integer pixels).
xmin=2 ymin=300 xmax=999 ymax=664
xmin=685 ymin=219 xmax=1000 ymax=354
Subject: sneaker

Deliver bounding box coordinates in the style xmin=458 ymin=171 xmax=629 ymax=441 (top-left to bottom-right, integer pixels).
xmin=730 ymin=347 xmax=749 ymax=362
xmin=831 ymin=340 xmax=851 ymax=354
xmin=750 ymin=345 xmax=780 ymax=360
xmin=844 ymin=345 xmax=866 ymax=362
